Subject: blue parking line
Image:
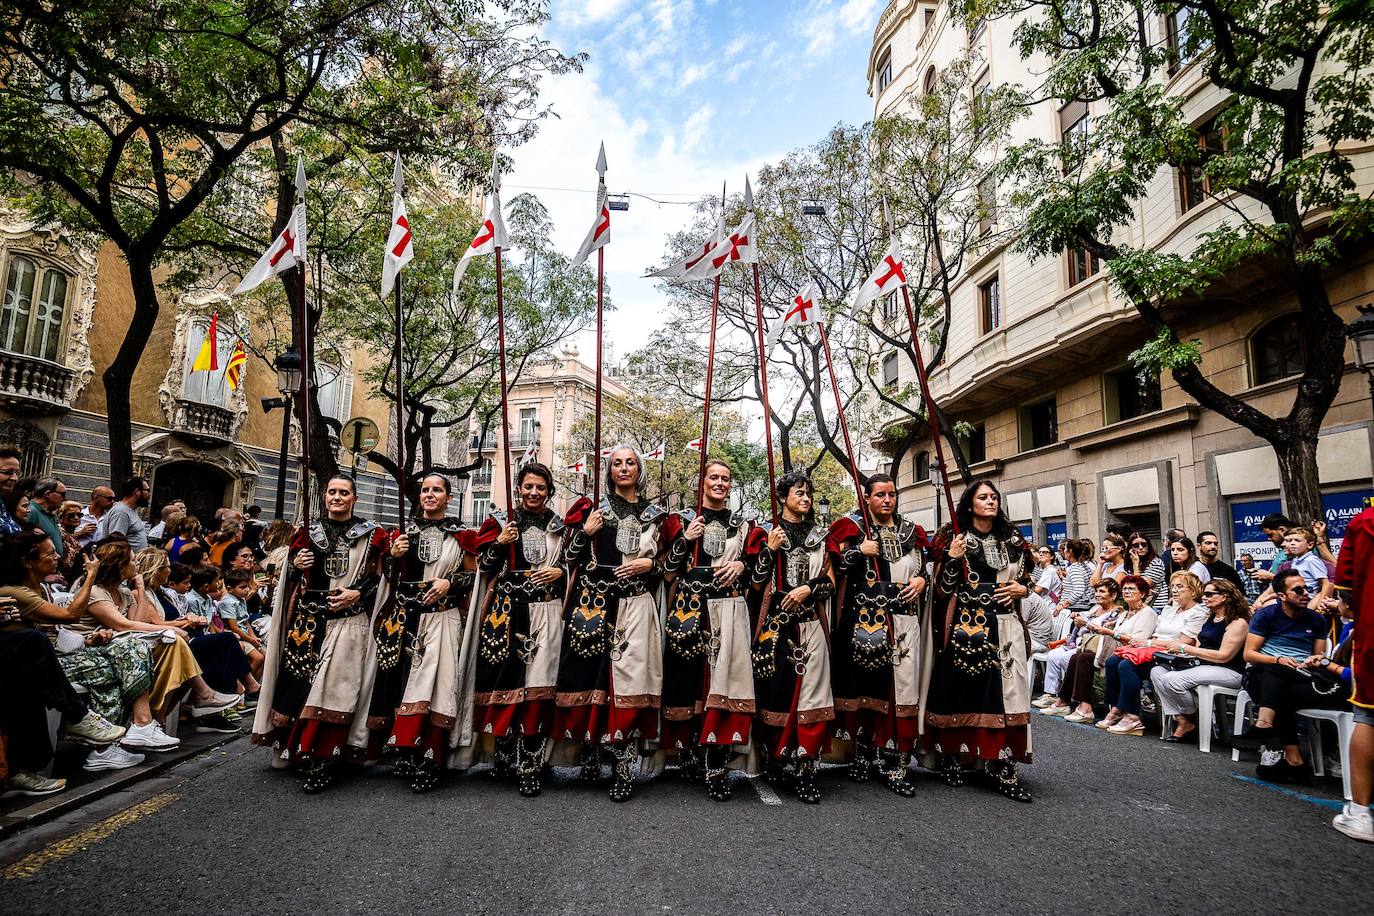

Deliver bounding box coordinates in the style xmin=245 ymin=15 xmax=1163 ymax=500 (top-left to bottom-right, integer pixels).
xmin=1230 ymin=773 xmax=1345 ymax=811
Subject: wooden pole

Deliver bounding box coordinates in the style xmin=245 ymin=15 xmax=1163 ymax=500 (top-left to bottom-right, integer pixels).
xmin=297 ymin=261 xmax=311 ymax=524
xmin=393 ymin=277 xmax=406 ymax=528
xmin=750 ymin=263 xmax=783 ymax=589
xmin=495 ymin=246 xmax=514 ymax=517
xmin=593 ymin=247 xmax=604 ymax=504
xmin=896 ymin=282 xmax=959 ymax=533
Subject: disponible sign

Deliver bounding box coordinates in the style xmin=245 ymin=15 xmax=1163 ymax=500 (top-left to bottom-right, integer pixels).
xmin=1045 ymin=519 xmax=1067 ymax=553
xmin=1231 ymin=498 xmax=1282 ymax=563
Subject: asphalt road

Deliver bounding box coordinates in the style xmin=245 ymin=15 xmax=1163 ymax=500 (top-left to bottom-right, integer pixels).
xmin=3 ymin=716 xmax=1371 ymax=914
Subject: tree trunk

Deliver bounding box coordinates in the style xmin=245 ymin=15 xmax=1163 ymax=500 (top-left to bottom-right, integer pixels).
xmin=103 ymin=257 xmax=162 ymax=486
xmin=1274 ymin=435 xmax=1324 ymax=530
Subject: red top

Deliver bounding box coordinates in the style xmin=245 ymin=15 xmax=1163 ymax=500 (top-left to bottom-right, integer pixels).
xmin=1335 ymin=507 xmax=1374 ymax=708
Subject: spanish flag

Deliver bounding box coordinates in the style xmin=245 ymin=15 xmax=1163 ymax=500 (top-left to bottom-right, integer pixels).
xmin=225 ymin=339 xmax=247 ymax=390
xmin=192 ymin=312 xmax=219 ymax=371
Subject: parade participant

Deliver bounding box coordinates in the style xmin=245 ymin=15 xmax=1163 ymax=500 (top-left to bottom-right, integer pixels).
xmin=470 ymin=462 xmax=567 ymax=798
xmin=826 ymin=473 xmax=928 ymax=797
xmin=751 ymin=470 xmax=835 ymax=804
xmin=251 ymin=474 xmax=388 ymax=794
xmin=661 ymin=458 xmax=757 ymax=802
xmin=926 ymin=478 xmax=1035 ymax=803
xmin=368 ymin=473 xmax=479 ymax=794
xmin=554 ymin=446 xmax=669 ymax=802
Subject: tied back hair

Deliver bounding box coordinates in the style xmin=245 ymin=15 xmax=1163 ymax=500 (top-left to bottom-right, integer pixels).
xmin=603 ymin=445 xmax=646 ymax=497
xmin=954 ymin=478 xmax=1018 ymax=541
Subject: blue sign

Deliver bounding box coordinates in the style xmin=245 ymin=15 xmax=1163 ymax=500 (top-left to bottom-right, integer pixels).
xmin=1323 ymin=489 xmax=1374 ymax=552
xmin=1231 ymin=497 xmax=1283 ymax=563
xmin=1045 ymin=519 xmax=1067 ymax=553
xmin=1017 ymin=523 xmax=1033 ymax=540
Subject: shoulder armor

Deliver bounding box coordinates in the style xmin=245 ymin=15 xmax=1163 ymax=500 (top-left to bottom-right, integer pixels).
xmin=346 ymin=518 xmax=378 ymax=541
xmin=546 ymin=515 xmax=566 ymax=534
xmin=729 ymin=509 xmax=746 ymax=529
xmin=441 ymin=517 xmax=464 ymax=534
xmin=491 ymin=508 xmax=509 ymax=527
xmin=845 ymin=509 xmax=864 ymax=526
xmin=675 ymin=508 xmax=697 ymax=525
xmin=804 ymin=528 xmax=826 ymax=550
xmin=404 ymin=521 xmax=421 ymax=537
xmin=898 ymin=517 xmax=919 ymax=547
xmin=308 ymin=522 xmax=327 ymax=550
xmin=641 ymin=504 xmax=666 ymax=525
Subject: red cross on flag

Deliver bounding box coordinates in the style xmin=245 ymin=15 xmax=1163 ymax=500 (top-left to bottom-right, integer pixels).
xmin=685 ymin=436 xmax=705 ymax=453
xmin=639 ymin=442 xmax=666 ymax=462
xmin=599 ymin=446 xmax=616 ymax=459
xmin=766 ymin=282 xmax=822 ymax=352
xmin=574 ymin=143 xmax=611 ymax=265
xmin=850 ymin=240 xmax=906 ymax=318
xmin=566 ymin=458 xmax=587 ymax=475
xmin=518 ymin=441 xmax=539 ymax=467
xmin=650 ymin=214 xmax=724 ymax=279
xmin=233 ymin=155 xmax=308 ymax=296
xmin=381 ymin=153 xmax=414 ymax=297
xmin=453 ymin=161 xmax=509 ymax=294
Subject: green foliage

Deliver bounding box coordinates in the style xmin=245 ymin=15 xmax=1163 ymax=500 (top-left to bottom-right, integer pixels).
xmin=1129 ymin=328 xmax=1201 ymax=375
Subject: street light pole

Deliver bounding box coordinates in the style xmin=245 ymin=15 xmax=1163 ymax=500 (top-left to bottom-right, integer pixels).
xmin=270 ymin=347 xmax=303 ymax=521
xmin=274 ymin=393 xmax=292 ymax=520
xmin=1345 ymin=305 xmax=1374 ymax=477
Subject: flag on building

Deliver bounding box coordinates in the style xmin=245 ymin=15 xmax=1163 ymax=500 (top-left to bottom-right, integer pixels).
xmin=640 ymin=442 xmax=666 ymax=461
xmin=766 ymin=282 xmax=822 ymax=351
xmin=453 ymin=161 xmax=509 ymax=294
xmin=233 ymin=156 xmax=307 ymax=295
xmin=850 ymin=240 xmax=906 ymax=318
xmin=573 ymin=144 xmax=611 ymax=265
xmin=225 ymin=339 xmax=248 ymax=390
xmin=381 ymin=153 xmax=414 ymax=297
xmin=192 ymin=312 xmax=219 ymax=372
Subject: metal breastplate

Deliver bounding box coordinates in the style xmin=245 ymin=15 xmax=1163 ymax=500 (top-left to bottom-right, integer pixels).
xmin=702 ymin=520 xmax=728 ymax=559
xmin=324 ymin=537 xmax=350 ymax=579
xmin=785 ymin=547 xmax=810 ymax=590
xmin=614 ymin=512 xmax=642 ymax=555
xmin=876 ymin=525 xmax=902 ymax=563
xmin=521 ymin=523 xmax=548 ymax=565
xmin=969 ymin=533 xmax=1009 ymax=571
xmin=416 ymin=526 xmax=444 ymax=565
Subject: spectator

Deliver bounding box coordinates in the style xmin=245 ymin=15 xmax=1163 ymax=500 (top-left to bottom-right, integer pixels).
xmin=220 ymin=568 xmax=264 ymax=681
xmin=1283 ymin=526 xmax=1333 ymax=603
xmin=1052 ymin=578 xmax=1157 ymax=723
xmin=1035 ymin=579 xmax=1121 ymax=711
xmin=56 ymin=500 xmax=89 ymax=584
xmin=101 ymin=477 xmax=152 ymax=551
xmin=1125 ymin=531 xmax=1169 ymax=610
xmin=166 ymin=515 xmax=204 ymax=561
xmin=1238 ymin=553 xmax=1266 ymax=604
xmin=1090 ymin=533 xmax=1127 ymax=587
xmin=148 ymin=501 xmax=185 ymax=542
xmin=1052 ymin=538 xmax=1096 ymax=620
xmin=1167 ymin=536 xmax=1211 ymax=584
xmin=5 ymin=476 xmax=38 ymax=534
xmin=1332 ymin=503 xmax=1374 ymax=842
xmin=0 ymin=444 xmax=23 ymax=535
xmin=1097 ymin=571 xmax=1209 ymax=735
xmin=1232 ymin=569 xmax=1334 ymax=784
xmin=1151 ymin=579 xmax=1250 ymax=742
xmin=76 ymin=485 xmax=113 ymax=548
xmin=1197 ymin=531 xmax=1243 ymax=590
xmin=27 ymin=477 xmax=68 ymax=556
xmin=220 ymin=541 xmax=256 ymax=575
xmin=1021 ymin=545 xmax=1060 ymax=652
xmin=1252 ymin=513 xmax=1292 ymax=586
xmin=241 ymin=505 xmax=265 ymax=555
xmin=205 ymin=519 xmax=242 ymax=568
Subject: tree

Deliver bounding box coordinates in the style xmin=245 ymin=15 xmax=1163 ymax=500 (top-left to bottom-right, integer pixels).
xmin=963 ymin=0 xmax=1374 ymax=523
xmin=0 ymin=0 xmax=580 ymax=483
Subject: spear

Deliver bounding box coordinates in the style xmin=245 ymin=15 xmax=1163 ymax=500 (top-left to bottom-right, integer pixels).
xmin=743 ymin=176 xmax=783 ymax=590
xmin=693 ymin=184 xmax=727 ymax=564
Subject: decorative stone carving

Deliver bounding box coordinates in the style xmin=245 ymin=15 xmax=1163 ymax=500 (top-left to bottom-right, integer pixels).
xmin=157 ymin=295 xmax=249 ymax=438
xmin=131 ymin=432 xmax=261 ymax=506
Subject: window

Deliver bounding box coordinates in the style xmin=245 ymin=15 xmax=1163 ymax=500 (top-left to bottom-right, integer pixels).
xmin=1019 ymin=399 xmax=1059 ymax=450
xmin=1103 ymin=365 xmax=1162 ymax=423
xmin=315 ymin=360 xmax=353 ymax=422
xmin=1178 ymin=116 xmax=1229 ymax=212
xmin=979 ymin=274 xmax=1002 ymax=333
xmin=180 ymin=318 xmax=234 ymax=408
xmin=971 ymin=69 xmax=991 ymax=128
xmin=1 ymin=253 xmax=71 ymax=362
xmin=970 ymin=15 xmax=987 ymax=43
xmin=1058 ymin=99 xmax=1089 ymax=172
xmin=977 ymin=175 xmax=997 ymax=236
xmin=1252 ymin=314 xmax=1306 ymax=384
xmin=517 ymin=407 xmax=537 ymax=446
xmin=1066 ymin=246 xmax=1100 ymax=286
xmin=924 ymin=8 xmax=935 ymax=34
xmin=923 ymin=65 xmax=937 ymax=96
xmin=471 ymin=458 xmax=493 ymax=488
xmin=961 ymin=423 xmax=987 ymax=465
xmin=0 ymin=418 xmax=50 ymax=477
xmin=914 ymin=450 xmax=930 ymax=482
xmin=470 ymin=496 xmax=491 ymax=527
xmin=1166 ymin=7 xmax=1203 ymax=74
xmin=881 ymin=291 xmax=899 ymax=322
xmin=882 ymin=352 xmax=899 ymax=390
xmin=876 ymin=48 xmax=893 ymax=92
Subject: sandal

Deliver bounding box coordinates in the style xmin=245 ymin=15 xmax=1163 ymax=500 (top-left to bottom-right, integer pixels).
xmin=410 ymin=758 xmax=439 ymax=794
xmin=794 ymin=758 xmax=821 ymax=805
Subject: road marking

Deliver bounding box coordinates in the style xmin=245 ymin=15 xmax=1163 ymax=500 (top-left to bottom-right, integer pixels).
xmin=748 ymin=775 xmax=783 ymax=806
xmin=3 ymin=792 xmax=179 ymax=881
xmin=1229 ymin=774 xmax=1345 ymax=811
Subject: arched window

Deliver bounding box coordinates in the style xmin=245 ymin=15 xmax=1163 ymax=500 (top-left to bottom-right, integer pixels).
xmin=923 ymin=65 xmax=937 ymax=95
xmin=1251 ymin=313 xmax=1306 ymax=385
xmin=1 ymin=253 xmax=71 ymax=362
xmin=914 ymin=450 xmax=930 ymax=482
xmin=180 ymin=316 xmax=234 ymax=408
xmin=0 ymin=418 xmax=50 ymax=478
xmin=876 ymin=48 xmax=893 ymax=92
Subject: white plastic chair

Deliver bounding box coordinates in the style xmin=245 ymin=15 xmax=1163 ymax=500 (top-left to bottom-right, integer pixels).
xmin=1231 ymin=689 xmax=1253 ymax=762
xmin=1160 ymin=684 xmax=1239 ymax=753
xmin=1299 ymin=707 xmax=1355 ymax=801
xmin=1031 ymin=612 xmax=1075 ymax=692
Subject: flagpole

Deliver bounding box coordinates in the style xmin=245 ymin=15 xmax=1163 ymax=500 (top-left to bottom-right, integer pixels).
xmin=897 ymin=282 xmax=958 ymax=534
xmin=495 ymin=244 xmax=515 ymax=519
xmin=298 ymin=251 xmax=312 ymax=525
xmin=751 ymin=261 xmax=783 ymax=590
xmin=393 ymin=276 xmax=407 ymax=528
xmin=817 ymin=320 xmax=875 ymax=554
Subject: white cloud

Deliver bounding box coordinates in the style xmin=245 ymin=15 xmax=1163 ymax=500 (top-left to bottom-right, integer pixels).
xmin=560 ymin=0 xmax=634 ymax=29
xmin=794 ymin=0 xmax=882 ymax=58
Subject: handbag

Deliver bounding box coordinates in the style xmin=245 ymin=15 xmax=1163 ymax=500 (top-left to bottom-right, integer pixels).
xmin=1113 ymin=645 xmax=1161 ymax=666
xmin=1153 ymin=651 xmax=1201 ymax=672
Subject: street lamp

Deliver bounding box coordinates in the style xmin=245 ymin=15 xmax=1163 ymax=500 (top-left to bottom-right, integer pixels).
xmin=263 ymin=347 xmax=305 ymax=520
xmin=1347 ymin=304 xmax=1374 ymax=470
xmin=275 ymin=346 xmax=303 ymax=395
xmin=817 ymin=495 xmax=830 ymax=524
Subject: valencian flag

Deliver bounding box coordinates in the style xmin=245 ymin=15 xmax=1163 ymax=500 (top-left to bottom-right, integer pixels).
xmin=381 ymin=153 xmax=414 ymax=297
xmin=573 ymin=143 xmax=611 ymax=265
xmin=452 ymin=161 xmax=509 ymax=293
xmin=766 ymin=282 xmax=822 ymax=352
xmin=225 ymin=339 xmax=248 ymax=390
xmin=234 ymin=156 xmax=307 ymax=295
xmin=850 ymin=240 xmax=907 ymax=318
xmin=192 ymin=312 xmax=219 ymax=372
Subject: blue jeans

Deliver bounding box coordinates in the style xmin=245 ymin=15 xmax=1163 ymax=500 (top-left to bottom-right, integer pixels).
xmin=1103 ymin=655 xmax=1152 ymax=715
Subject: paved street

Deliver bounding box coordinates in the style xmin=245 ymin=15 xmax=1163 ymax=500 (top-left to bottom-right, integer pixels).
xmin=3 ymin=715 xmax=1370 ymax=914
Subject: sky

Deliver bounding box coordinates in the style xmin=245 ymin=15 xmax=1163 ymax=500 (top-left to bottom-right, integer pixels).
xmin=506 ymin=0 xmax=882 ymax=361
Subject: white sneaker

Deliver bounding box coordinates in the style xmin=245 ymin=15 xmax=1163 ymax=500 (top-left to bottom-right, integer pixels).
xmin=121 ymin=721 xmax=181 ymax=751
xmin=83 ymin=744 xmax=146 ymax=772
xmin=1333 ymin=804 xmax=1374 ymax=843
xmin=1 ymin=771 xmax=66 ymax=798
xmin=190 ymin=691 xmax=243 ymax=717
xmin=61 ymin=711 xmax=127 ymax=747
xmin=1031 ymin=693 xmax=1056 ymax=709
xmin=1039 ymin=704 xmax=1072 ymax=717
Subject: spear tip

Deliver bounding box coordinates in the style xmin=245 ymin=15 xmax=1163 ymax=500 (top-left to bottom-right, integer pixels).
xmin=595 ymin=142 xmax=608 ymax=177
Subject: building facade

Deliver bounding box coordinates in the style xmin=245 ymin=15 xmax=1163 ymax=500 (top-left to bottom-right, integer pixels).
xmin=865 ymin=1 xmax=1373 ymax=559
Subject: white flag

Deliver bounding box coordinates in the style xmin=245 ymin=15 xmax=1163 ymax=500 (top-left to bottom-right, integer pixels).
xmin=453 ymin=162 xmax=509 ymax=294
xmin=676 ymin=214 xmax=729 ymax=282
xmin=850 ymin=240 xmax=906 ymax=318
xmin=233 ymin=156 xmax=307 ymax=296
xmin=710 ymin=176 xmax=758 ymax=269
xmin=766 ymin=282 xmax=822 ymax=351
xmin=640 ymin=442 xmax=666 ymax=462
xmin=573 ymin=144 xmax=611 ymax=265
xmin=685 ymin=436 xmax=704 ymax=453
xmin=650 ymin=214 xmax=724 ymax=279
xmin=519 ymin=442 xmax=538 ymax=467
xmin=381 ymin=153 xmax=414 ymax=297
xmin=565 ymin=458 xmax=587 ymax=475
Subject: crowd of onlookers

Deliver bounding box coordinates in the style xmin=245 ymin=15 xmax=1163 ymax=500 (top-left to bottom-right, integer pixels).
xmin=0 ymin=444 xmax=293 ymax=801
xmin=1019 ymin=511 xmax=1373 ymax=843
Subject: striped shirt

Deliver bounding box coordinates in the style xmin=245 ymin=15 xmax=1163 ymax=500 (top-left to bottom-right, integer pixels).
xmin=1061 ymin=561 xmax=1093 ymax=609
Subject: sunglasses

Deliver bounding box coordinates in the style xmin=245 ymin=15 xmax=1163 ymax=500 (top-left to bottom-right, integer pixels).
xmin=1131 ymin=542 xmax=1148 ymax=548
xmin=1202 ymin=590 xmax=1221 ymax=597
xmin=1287 ymin=585 xmax=1310 ymax=594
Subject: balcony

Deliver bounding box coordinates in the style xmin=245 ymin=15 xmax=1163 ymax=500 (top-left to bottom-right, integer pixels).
xmin=170 ymin=398 xmax=235 ymax=446
xmin=509 ymin=434 xmax=539 ymax=451
xmin=0 ymin=349 xmax=76 ymax=414
xmin=470 ymin=471 xmax=493 ymax=489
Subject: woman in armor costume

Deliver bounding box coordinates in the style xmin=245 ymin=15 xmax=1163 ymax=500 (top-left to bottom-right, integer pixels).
xmin=554 ymin=446 xmax=668 ymax=802
xmin=470 ymin=462 xmax=567 ymax=798
xmin=251 ymin=474 xmax=389 ymax=794
xmin=661 ymin=458 xmax=759 ymax=802
xmin=825 ymin=473 xmax=930 ymax=797
xmin=368 ymin=473 xmax=480 ymax=794
xmin=925 ymin=478 xmax=1035 ymax=803
xmin=750 ymin=470 xmax=835 ymax=804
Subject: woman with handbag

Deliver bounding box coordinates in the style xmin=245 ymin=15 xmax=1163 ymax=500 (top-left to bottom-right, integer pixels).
xmin=1036 ymin=579 xmax=1120 ymax=713
xmin=1150 ymin=579 xmax=1249 ymax=743
xmin=1055 ymin=576 xmax=1157 ymax=724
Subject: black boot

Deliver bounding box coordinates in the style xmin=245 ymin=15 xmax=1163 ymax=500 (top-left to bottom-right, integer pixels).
xmin=302 ymin=758 xmax=336 ymax=795
xmin=517 ymin=736 xmax=545 ymax=798
xmin=940 ymin=754 xmax=967 ymax=788
xmin=882 ymin=751 xmax=916 ymax=798
xmin=608 ymin=743 xmax=635 ymax=803
xmin=848 ymin=739 xmax=875 ymax=783
xmin=704 ymin=746 xmax=732 ymax=802
xmin=990 ymin=759 xmax=1032 ymax=803
xmin=410 ymin=755 xmax=440 ymax=794
xmin=392 ymin=753 xmax=416 ymax=781
xmin=578 ymin=743 xmax=602 ymax=783
xmin=491 ymin=735 xmax=516 ymax=780
xmin=794 ymin=757 xmax=821 ymax=804
xmin=677 ymin=747 xmax=705 ymax=783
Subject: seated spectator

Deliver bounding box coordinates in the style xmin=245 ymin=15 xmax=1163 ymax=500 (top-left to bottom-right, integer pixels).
xmin=221 ymin=541 xmax=256 ymax=576
xmin=0 ymin=534 xmax=162 ymax=769
xmin=5 ymin=477 xmax=40 ymax=536
xmin=1233 ymin=569 xmax=1339 ymax=784
xmin=75 ymin=486 xmax=113 ymax=549
xmin=220 ymin=569 xmax=264 ymax=675
xmin=205 ymin=519 xmax=243 ymax=568
xmin=56 ymin=500 xmax=90 ymax=584
xmin=1124 ymin=531 xmax=1168 ymax=610
xmin=136 ymin=549 xmax=256 ymax=703
xmin=27 ymin=478 xmax=68 ymax=558
xmin=241 ymin=505 xmax=265 ymax=555
xmin=1035 ymin=580 xmax=1121 ymax=711
xmin=0 ymin=445 xmax=25 ymax=535
xmin=189 ymin=565 xmax=263 ymax=687
xmin=1197 ymin=531 xmax=1244 ymax=590
xmin=1098 ymin=571 xmax=1210 ymax=735
xmin=1050 ymin=577 xmax=1158 ymax=723
xmin=1021 ymin=545 xmax=1059 ymax=652
xmin=1237 ymin=553 xmax=1266 ymax=604
xmin=82 ymin=541 xmax=242 ymax=737
xmin=1052 ymin=539 xmax=1095 ymax=619
xmin=166 ymin=515 xmax=204 ymax=562
xmin=1168 ymin=536 xmax=1211 ymax=584
xmin=260 ymin=519 xmax=296 ymax=612
xmin=1151 ymin=579 xmax=1250 ymax=743
xmin=1090 ymin=533 xmax=1128 ymax=588
xmin=148 ymin=501 xmax=185 ymax=543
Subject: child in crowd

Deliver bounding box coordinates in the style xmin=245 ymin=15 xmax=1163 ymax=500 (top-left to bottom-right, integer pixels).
xmin=220 ymin=568 xmax=265 ymax=680
xmin=1283 ymin=527 xmax=1333 ymax=602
